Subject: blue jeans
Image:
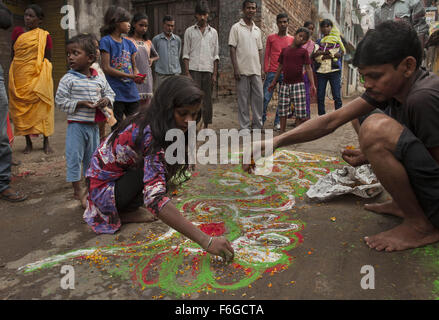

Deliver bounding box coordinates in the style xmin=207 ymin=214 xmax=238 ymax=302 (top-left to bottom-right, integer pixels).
xmin=65 ymin=122 xmax=99 ymax=183
xmin=0 ymin=65 xmax=11 ymax=193
xmin=263 ymin=72 xmax=282 ymax=126
xmin=316 ymin=71 xmax=342 ymax=115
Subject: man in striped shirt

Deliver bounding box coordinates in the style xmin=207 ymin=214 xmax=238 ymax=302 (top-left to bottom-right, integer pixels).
xmin=56 ymin=34 xmax=115 ymax=207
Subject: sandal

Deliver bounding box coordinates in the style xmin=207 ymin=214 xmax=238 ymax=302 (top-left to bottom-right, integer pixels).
xmin=11 ymin=159 xmax=22 ymax=166
xmin=0 ymin=189 xmax=28 ymax=203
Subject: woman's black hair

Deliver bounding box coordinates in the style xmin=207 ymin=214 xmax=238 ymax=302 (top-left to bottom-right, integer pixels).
xmin=100 ymin=6 xmax=131 ymax=37
xmin=320 ymin=19 xmax=333 ymax=28
xmin=66 ymin=33 xmax=98 ymax=63
xmin=353 ymin=20 xmax=423 ymax=69
xmin=108 ymin=76 xmax=204 ymax=190
xmin=304 ymin=21 xmax=314 ymax=29
xmin=25 ymin=4 xmax=44 ymax=19
xmin=128 ymin=13 xmax=149 ymax=40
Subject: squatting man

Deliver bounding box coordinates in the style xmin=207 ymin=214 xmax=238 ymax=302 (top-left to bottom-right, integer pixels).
xmin=245 ymin=20 xmax=439 ymax=253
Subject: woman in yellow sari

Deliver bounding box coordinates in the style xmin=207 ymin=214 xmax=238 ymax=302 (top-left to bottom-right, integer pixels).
xmin=9 ymin=4 xmax=54 ymax=154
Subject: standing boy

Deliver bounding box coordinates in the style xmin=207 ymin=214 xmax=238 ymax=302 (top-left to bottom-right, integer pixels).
xmin=229 ymin=0 xmax=264 ymax=132
xmin=183 ymin=1 xmax=219 ymax=129
xmin=268 ymin=28 xmax=316 ymax=133
xmin=152 ymin=15 xmax=182 ymax=89
xmin=263 ymin=13 xmax=294 ymax=130
xmin=56 ymin=34 xmax=115 ymax=208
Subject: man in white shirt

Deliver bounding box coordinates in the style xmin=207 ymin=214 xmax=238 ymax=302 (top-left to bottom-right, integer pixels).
xmin=183 ymin=1 xmax=219 ymax=129
xmin=229 ymin=0 xmax=265 ymax=131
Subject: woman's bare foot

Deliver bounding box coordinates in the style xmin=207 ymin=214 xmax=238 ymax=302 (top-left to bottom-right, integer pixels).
xmin=43 ymin=137 xmax=54 ymax=155
xmin=364 ymin=221 xmax=439 ymax=252
xmin=120 ymin=207 xmax=158 ymax=224
xmin=24 ymin=136 xmax=33 ymax=154
xmin=44 ymin=145 xmax=54 ymax=154
xmin=364 ymin=200 xmax=405 ymax=218
xmin=23 ymin=144 xmax=32 ymax=154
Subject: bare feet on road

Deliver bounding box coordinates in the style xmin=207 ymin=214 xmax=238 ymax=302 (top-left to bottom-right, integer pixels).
xmin=364 ymin=222 xmax=439 ymax=252
xmin=120 ymin=207 xmax=158 ymax=224
xmin=364 ymin=200 xmax=405 ymax=218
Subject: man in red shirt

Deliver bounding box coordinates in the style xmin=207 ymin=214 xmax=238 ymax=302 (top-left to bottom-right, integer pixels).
xmin=262 ymin=13 xmax=294 ymax=130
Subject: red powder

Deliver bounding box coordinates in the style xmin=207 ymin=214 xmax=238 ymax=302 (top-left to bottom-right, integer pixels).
xmin=199 ymin=222 xmax=226 ymax=236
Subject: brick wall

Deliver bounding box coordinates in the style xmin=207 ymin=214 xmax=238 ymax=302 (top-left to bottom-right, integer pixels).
xmin=261 ymin=0 xmax=313 ymax=41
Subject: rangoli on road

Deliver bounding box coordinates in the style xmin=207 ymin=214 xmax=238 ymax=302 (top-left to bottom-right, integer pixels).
xmin=19 ymin=150 xmax=341 ymax=297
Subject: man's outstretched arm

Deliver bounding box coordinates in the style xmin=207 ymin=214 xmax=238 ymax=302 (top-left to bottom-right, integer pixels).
xmin=274 ymin=97 xmax=375 ymax=149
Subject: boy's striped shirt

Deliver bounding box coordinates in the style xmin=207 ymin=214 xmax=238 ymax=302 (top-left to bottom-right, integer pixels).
xmin=56 ymin=68 xmax=115 ymax=123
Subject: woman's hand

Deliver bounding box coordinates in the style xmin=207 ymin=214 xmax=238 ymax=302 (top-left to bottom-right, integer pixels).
xmin=205 ymin=236 xmax=235 ymax=263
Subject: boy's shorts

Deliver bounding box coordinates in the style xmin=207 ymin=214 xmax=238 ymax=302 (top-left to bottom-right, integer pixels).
xmin=278 ymin=82 xmax=307 ymax=119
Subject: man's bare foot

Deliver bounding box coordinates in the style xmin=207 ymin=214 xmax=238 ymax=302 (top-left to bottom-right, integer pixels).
xmin=120 ymin=207 xmax=158 ymax=224
xmin=11 ymin=158 xmax=21 ymax=166
xmin=364 ymin=200 xmax=405 ymax=218
xmin=0 ymin=188 xmax=27 ymax=202
xmin=364 ymin=221 xmax=439 ymax=252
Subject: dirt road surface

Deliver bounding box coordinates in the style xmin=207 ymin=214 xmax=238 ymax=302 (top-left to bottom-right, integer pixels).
xmin=1 ymin=96 xmax=438 ymax=301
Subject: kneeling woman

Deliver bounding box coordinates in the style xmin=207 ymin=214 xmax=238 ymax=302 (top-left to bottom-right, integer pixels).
xmin=84 ymin=76 xmax=234 ymax=260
